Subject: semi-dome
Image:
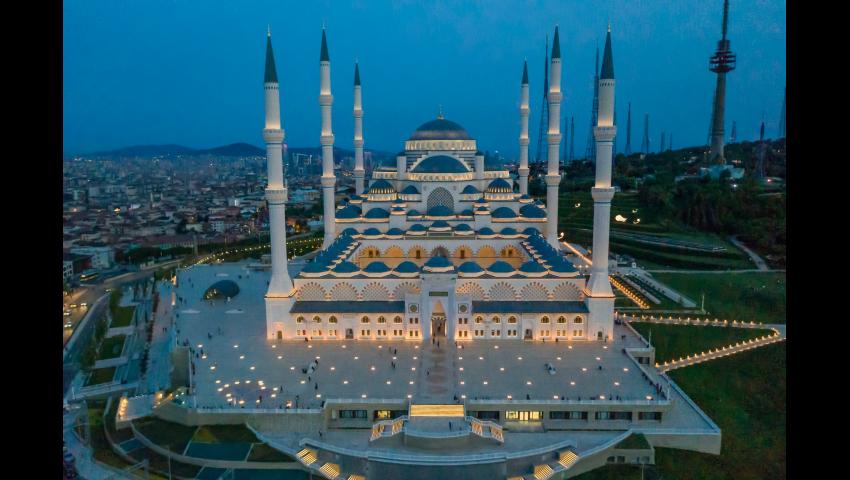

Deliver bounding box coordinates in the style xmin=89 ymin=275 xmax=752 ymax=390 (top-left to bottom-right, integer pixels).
xmin=341 ymin=227 xmax=358 ymax=236
xmin=363 ymin=227 xmax=382 ymax=236
xmin=487 ymin=261 xmax=515 ymax=273
xmin=400 ymin=185 xmax=420 ymax=195
xmin=478 ymin=227 xmax=495 ymax=236
xmin=486 ymin=178 xmax=512 ymax=193
xmin=500 ymin=227 xmax=518 ymax=235
xmin=394 ymin=261 xmax=420 ymax=274
xmin=408 ymin=118 xmax=471 ymax=141
xmin=430 ymin=220 xmax=451 ymax=229
xmin=491 ymin=207 xmax=518 ymax=219
xmin=455 ymin=223 xmax=472 ymax=232
xmin=364 ymin=208 xmax=390 ymax=219
xmin=461 ymin=185 xmax=481 ymax=194
xmin=336 ymin=205 xmax=361 ymax=219
xmin=203 ymin=280 xmax=240 ymax=300
xmin=523 ymin=227 xmax=541 ymax=236
xmin=411 ymin=155 xmax=469 ymax=174
xmin=363 ymin=261 xmax=391 ymax=274
xmin=408 ymin=223 xmax=427 ymax=232
xmin=407 ymin=209 xmax=422 ymax=217
xmin=332 ymin=261 xmax=360 ymax=274
xmin=457 ymin=261 xmax=484 ymax=274
xmin=459 ymin=209 xmax=474 ymax=217
xmin=423 ymin=255 xmax=454 ymax=273
xmin=427 ymin=205 xmax=454 ymax=217
xmin=520 ymin=204 xmax=547 ymax=218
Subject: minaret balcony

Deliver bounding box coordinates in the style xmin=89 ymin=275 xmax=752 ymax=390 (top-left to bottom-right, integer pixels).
xmin=593 ymin=126 xmax=617 ymax=142
xmin=263 ymin=129 xmax=284 ymax=143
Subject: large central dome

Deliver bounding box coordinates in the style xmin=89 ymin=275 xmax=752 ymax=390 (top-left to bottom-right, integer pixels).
xmin=408 ymin=118 xmax=471 ymax=141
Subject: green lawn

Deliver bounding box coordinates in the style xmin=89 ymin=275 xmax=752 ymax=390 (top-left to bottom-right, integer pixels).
xmin=133 ymin=417 xmax=197 ymax=454
xmin=630 ymin=323 xmax=775 ymax=363
xmin=247 ymin=443 xmax=297 ymax=462
xmin=192 ymin=424 xmax=259 ymax=443
xmin=97 ymin=335 xmax=126 ymax=360
xmin=111 ymin=306 xmax=136 ymax=327
xmin=86 ymin=366 xmax=116 ymax=386
xmin=615 ymin=433 xmax=650 ymax=450
xmin=650 ymin=272 xmax=786 ymax=324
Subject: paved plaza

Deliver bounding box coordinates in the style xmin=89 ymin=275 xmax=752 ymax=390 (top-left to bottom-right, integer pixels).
xmin=175 ymin=263 xmax=663 ymax=410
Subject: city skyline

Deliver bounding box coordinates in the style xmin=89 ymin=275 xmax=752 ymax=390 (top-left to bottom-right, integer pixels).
xmin=63 ymin=0 xmax=785 ymax=157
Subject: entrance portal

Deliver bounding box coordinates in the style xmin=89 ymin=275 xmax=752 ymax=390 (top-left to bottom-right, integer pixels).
xmin=431 ymin=301 xmax=447 ymax=338
xmin=345 ymin=328 xmax=354 ymax=339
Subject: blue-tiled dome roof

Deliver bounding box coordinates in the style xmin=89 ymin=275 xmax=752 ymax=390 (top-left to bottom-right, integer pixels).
xmin=393 ymin=198 xmax=406 ymax=204
xmin=369 ymin=179 xmax=396 ymax=193
xmin=341 ymin=227 xmax=359 ymax=236
xmin=519 ymin=261 xmax=547 ymax=273
xmin=474 ymin=197 xmax=488 ymax=205
xmin=332 ymin=261 xmax=360 ymax=273
xmin=457 ymin=261 xmax=484 ymax=273
xmin=520 ymin=204 xmax=547 ymax=218
xmin=336 ymin=205 xmax=361 ymax=219
xmin=400 ymin=185 xmax=420 ymax=195
xmin=409 ymin=118 xmax=472 ymax=141
xmin=394 ymin=261 xmax=419 ymax=273
xmin=491 ymin=207 xmax=517 ymax=219
xmin=424 ymin=256 xmax=453 ymax=268
xmin=408 ymin=224 xmax=427 ymax=232
xmin=386 ymin=228 xmax=405 ymax=236
xmin=411 ymin=155 xmax=469 ymax=174
xmin=363 ymin=261 xmax=390 ymax=273
xmin=364 ymin=208 xmax=390 ymax=219
xmin=500 ymin=227 xmax=518 ymax=235
xmin=430 ymin=220 xmax=450 ymax=228
xmin=391 ymin=206 xmax=406 ymax=212
xmin=363 ymin=227 xmax=382 ymax=236
xmin=486 ymin=178 xmax=512 ymax=193
xmin=427 ymin=205 xmax=454 ymax=217
xmin=407 ymin=209 xmax=422 ymax=217
xmin=478 ymin=227 xmax=495 ymax=235
xmin=455 ymin=223 xmax=472 ymax=231
xmin=349 ymin=194 xmax=365 ymax=201
xmin=302 ymin=261 xmax=330 ymax=273
xmin=488 ymin=261 xmax=515 ymax=273
xmin=519 ymin=194 xmax=532 ymax=200
xmin=523 ymin=227 xmax=540 ymax=236
xmin=461 ymin=185 xmax=481 ymax=194
xmin=548 ymin=259 xmax=578 ymax=273
xmin=460 ymin=209 xmax=474 ymax=216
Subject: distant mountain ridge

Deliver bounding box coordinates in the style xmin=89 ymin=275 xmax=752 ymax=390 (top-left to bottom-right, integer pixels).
xmin=81 ymin=143 xmax=396 ymax=160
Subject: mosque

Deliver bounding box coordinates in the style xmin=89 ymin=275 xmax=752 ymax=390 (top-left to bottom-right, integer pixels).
xmin=264 ymin=26 xmax=618 ymax=345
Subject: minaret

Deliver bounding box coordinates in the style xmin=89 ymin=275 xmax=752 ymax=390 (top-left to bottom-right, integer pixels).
xmin=353 ymin=61 xmax=365 ymax=195
xmin=518 ymin=60 xmax=530 ymax=196
xmin=545 ymin=26 xmax=563 ymax=247
xmin=585 ymin=25 xmax=617 ymax=342
xmin=708 ymin=0 xmax=736 ymax=164
xmin=319 ymin=28 xmax=336 ymax=247
xmin=263 ymin=28 xmax=293 ymax=298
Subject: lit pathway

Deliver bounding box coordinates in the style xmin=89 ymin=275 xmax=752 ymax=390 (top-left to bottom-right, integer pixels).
xmin=620 ymin=314 xmax=786 ymax=373
xmin=728 ymin=235 xmax=769 ymax=271
xmin=141 ymin=280 xmax=176 ymax=393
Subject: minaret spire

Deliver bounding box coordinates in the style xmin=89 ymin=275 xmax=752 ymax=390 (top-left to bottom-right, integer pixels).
xmin=518 ymin=59 xmax=531 ymax=195
xmin=319 ymin=27 xmax=336 ymax=246
xmin=544 ymin=25 xmax=563 ymax=247
xmin=353 ymin=61 xmax=365 ymax=195
xmin=585 ymin=25 xmax=617 ymax=342
xmin=262 ymin=29 xmax=293 ymax=300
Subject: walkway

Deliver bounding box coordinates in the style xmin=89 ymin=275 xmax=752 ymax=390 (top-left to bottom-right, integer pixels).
xmin=728 ymin=235 xmax=769 ymax=271
xmin=142 ymin=280 xmax=176 ymax=393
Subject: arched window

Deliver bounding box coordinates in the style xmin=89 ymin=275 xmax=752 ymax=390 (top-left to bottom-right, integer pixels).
xmin=492 ymin=316 xmax=501 ymax=324
xmin=508 ymin=316 xmax=518 ymax=324
xmin=416 ymin=250 xmax=421 ymax=259
xmin=460 ymin=250 xmax=466 ymax=259
xmin=378 ymin=316 xmax=387 ymax=324
xmin=329 ymin=316 xmax=338 ymax=324
xmin=427 ymin=186 xmax=454 ymax=212
xmin=540 ymin=316 xmax=550 ymax=324
xmin=313 ymin=316 xmax=322 ymax=323
xmin=475 ymin=316 xmax=483 ymax=324
xmin=296 ymin=316 xmax=304 ymax=323
xmin=361 ymin=316 xmax=370 ymax=324
xmin=393 ymin=316 xmax=403 ymax=324
xmin=558 ymin=316 xmax=566 ymax=324
xmin=574 ymin=316 xmax=584 ymax=324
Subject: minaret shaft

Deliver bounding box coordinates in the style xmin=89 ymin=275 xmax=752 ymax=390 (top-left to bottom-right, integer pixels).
xmin=545 ymin=28 xmax=562 ymax=247
xmin=319 ymin=30 xmax=336 ymax=247
xmin=518 ymin=61 xmax=530 ymax=196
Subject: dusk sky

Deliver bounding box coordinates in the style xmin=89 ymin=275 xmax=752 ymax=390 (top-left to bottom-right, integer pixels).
xmin=63 ymin=0 xmax=786 ymax=157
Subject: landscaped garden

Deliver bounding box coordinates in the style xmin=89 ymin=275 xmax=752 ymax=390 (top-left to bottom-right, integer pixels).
xmin=111 ymin=305 xmax=136 ymax=328
xmin=85 ymin=366 xmax=116 ymax=386
xmin=97 ymin=334 xmax=126 ymax=360
xmin=629 ymin=323 xmax=775 ymax=363
xmin=132 ymin=416 xmax=197 ymax=454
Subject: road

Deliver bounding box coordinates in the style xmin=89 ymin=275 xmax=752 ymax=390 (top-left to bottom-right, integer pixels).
xmin=728 ymin=235 xmax=769 ymax=271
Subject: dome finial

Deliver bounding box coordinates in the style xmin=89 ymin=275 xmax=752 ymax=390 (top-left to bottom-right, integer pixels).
xmin=267 ymin=24 xmax=271 ymax=37
xmin=437 ymin=104 xmax=444 ymax=120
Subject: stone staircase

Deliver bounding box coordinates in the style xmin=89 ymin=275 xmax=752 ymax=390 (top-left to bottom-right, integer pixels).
xmin=508 ymin=448 xmax=581 ymax=480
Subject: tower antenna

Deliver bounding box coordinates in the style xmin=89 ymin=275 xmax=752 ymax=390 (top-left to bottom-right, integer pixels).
xmin=707 ymin=0 xmax=736 ymax=164
xmin=624 ymin=102 xmax=632 ymax=155
xmin=640 ymin=114 xmax=650 ymax=154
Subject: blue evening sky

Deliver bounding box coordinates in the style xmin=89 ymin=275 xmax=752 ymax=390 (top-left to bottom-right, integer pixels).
xmin=63 ymin=0 xmax=786 ymax=157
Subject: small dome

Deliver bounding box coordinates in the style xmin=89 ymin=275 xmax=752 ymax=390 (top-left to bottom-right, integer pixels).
xmin=487 ymin=261 xmax=515 ymax=273
xmin=474 ymin=206 xmax=489 ymax=213
xmin=430 ymin=220 xmax=450 ymax=229
xmin=393 ymin=198 xmax=406 ymax=204
xmin=203 ymin=280 xmax=240 ymax=300
xmin=474 ymin=197 xmax=488 ymax=205
xmin=409 ymin=118 xmax=472 ymax=141
xmin=523 ymin=227 xmax=540 ymax=236
xmin=368 ymin=179 xmax=396 ymax=194
xmin=400 ymin=185 xmax=420 ymax=195
xmin=391 ymin=206 xmax=406 ymax=212
xmin=386 ymin=228 xmax=405 ymax=236
xmin=336 ymin=205 xmax=361 ymax=219
xmin=332 ymin=261 xmax=360 ymax=273
xmin=478 ymin=227 xmax=495 ymax=235
xmin=411 ymin=155 xmax=469 ymax=174
xmin=500 ymin=227 xmax=518 ymax=235
xmin=407 ymin=209 xmax=422 ymax=217
xmin=459 ymin=209 xmax=474 ymax=216
xmin=363 ymin=261 xmax=391 ymax=273
xmin=363 ymin=227 xmax=382 ymax=236
xmin=408 ymin=224 xmax=427 ymax=232
xmin=519 ymin=261 xmax=547 ymax=273
xmin=301 ymin=261 xmax=330 ymax=274
xmin=519 ymin=194 xmax=531 ymax=200
xmin=457 ymin=261 xmax=484 ymax=273
xmin=491 ymin=207 xmax=517 ymax=219
xmin=461 ymin=185 xmax=481 ymax=194
xmin=486 ymin=178 xmax=512 ymax=193
xmin=520 ymin=204 xmax=546 ymax=218
xmin=427 ymin=205 xmax=454 ymax=217
xmin=548 ymin=259 xmax=578 ymax=273
xmin=364 ymin=208 xmax=390 ymax=219
xmin=341 ymin=227 xmax=359 ymax=236
xmin=455 ymin=223 xmax=472 ymax=232
xmin=394 ymin=261 xmax=420 ymax=273
xmin=424 ymin=255 xmax=453 ymax=269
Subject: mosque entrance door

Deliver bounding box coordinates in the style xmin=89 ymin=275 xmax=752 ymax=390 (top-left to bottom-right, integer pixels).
xmin=431 ymin=301 xmax=447 ymax=338
xmin=345 ymin=329 xmax=354 ymax=339
xmin=524 ymin=329 xmax=533 ymax=340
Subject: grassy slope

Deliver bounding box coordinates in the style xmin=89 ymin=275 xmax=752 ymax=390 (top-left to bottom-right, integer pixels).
xmin=651 ymin=272 xmax=786 ymax=324
xmin=630 ymin=323 xmax=775 ymax=363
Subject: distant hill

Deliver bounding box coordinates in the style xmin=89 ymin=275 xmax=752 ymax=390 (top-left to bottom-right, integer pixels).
xmin=81 ymin=143 xmax=397 ymax=161
xmin=198 ymin=142 xmax=264 ymax=157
